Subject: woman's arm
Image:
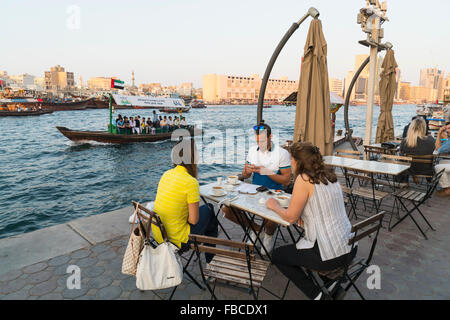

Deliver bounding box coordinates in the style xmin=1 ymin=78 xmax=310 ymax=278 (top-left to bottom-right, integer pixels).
xmin=266 ymin=175 xmax=312 ymax=224
xmin=187 ymin=202 xmax=199 ymax=225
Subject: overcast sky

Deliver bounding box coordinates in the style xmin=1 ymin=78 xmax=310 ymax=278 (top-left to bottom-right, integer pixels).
xmin=1 ymin=0 xmax=448 ymax=87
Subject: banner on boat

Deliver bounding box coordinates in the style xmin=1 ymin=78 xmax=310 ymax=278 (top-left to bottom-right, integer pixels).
xmin=112 ymin=94 xmax=186 ymax=108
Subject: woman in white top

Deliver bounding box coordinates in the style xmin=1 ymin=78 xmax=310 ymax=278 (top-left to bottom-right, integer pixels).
xmin=266 ymin=142 xmax=357 ymax=300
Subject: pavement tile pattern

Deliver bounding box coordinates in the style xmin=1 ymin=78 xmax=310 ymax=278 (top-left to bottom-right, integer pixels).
xmin=0 ymin=191 xmax=449 ymax=300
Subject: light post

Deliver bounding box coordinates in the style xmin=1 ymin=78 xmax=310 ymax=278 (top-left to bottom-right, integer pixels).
xmin=357 ymin=0 xmax=389 ymax=152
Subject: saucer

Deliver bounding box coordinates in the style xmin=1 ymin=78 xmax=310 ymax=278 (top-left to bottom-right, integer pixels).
xmin=209 ymin=190 xmax=227 ymax=197
xmin=226 ymin=180 xmax=241 ymax=186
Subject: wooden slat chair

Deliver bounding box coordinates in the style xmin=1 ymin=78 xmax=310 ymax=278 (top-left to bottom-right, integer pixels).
xmin=407 ymin=154 xmax=437 ymax=190
xmin=344 ymin=170 xmax=389 ymax=218
xmin=189 ymin=234 xmax=276 ymax=300
xmin=281 ymin=212 xmax=385 ymax=300
xmin=131 ymin=201 xmax=204 ymax=299
xmin=390 ymin=169 xmax=445 ymax=239
xmin=334 ymin=149 xmax=363 ymax=181
xmin=341 ymin=184 xmax=357 ymax=219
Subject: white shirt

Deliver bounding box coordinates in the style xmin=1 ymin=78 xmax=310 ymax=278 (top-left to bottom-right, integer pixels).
xmin=296 ymin=182 xmax=355 ymax=261
xmin=246 ymin=143 xmax=291 ymax=173
xmin=129 ymin=120 xmax=135 ymax=128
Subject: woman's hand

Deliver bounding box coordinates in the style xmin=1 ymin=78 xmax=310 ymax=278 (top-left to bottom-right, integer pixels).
xmin=266 ymin=198 xmax=280 ymax=212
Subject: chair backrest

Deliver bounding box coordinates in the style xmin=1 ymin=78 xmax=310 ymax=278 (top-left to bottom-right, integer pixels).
xmin=335 ymin=149 xmax=362 ymax=160
xmin=132 ymin=200 xmax=169 ymax=243
xmin=424 ymin=168 xmax=446 ymax=200
xmin=348 ymin=211 xmax=385 ymax=264
xmin=378 ymin=154 xmax=412 ymax=165
xmin=189 ymin=234 xmax=256 ymax=261
xmin=407 ymin=154 xmax=436 ymax=170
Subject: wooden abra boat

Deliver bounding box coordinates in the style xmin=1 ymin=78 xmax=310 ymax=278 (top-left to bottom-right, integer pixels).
xmin=0 ymin=110 xmax=53 ymax=117
xmin=158 ymin=107 xmax=191 ymax=113
xmin=57 ymin=126 xmax=199 ymax=144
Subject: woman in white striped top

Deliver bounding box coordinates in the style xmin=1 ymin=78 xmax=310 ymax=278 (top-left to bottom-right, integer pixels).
xmin=266 ymin=142 xmax=357 ymax=300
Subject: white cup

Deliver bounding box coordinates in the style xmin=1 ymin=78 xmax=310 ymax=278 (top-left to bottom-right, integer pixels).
xmin=212 ymin=186 xmax=224 ymax=196
xmin=224 ymin=184 xmax=234 ymax=192
xmin=227 ymin=175 xmax=238 ymax=185
xmin=217 ymin=177 xmax=222 ymax=185
xmin=277 ymin=196 xmax=290 ymax=207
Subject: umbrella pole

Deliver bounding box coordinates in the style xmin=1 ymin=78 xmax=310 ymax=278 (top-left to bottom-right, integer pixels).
xmin=344 ymin=57 xmax=370 ymax=151
xmin=256 ymin=7 xmax=319 ymax=125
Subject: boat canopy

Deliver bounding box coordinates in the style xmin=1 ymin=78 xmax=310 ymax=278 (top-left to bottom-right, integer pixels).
xmin=112 ymin=94 xmax=186 ymax=108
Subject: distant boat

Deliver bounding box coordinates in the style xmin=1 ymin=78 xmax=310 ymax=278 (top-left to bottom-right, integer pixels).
xmin=159 ymin=106 xmax=191 ymax=113
xmin=40 ymin=98 xmax=94 ymax=111
xmin=57 ymin=126 xmax=199 ymax=144
xmin=0 ymin=110 xmax=53 ymax=117
xmin=190 ymin=100 xmax=207 ymax=109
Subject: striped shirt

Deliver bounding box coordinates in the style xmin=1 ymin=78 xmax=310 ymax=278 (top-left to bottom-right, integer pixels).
xmin=296 ymin=181 xmax=354 ymax=261
xmin=152 ymin=165 xmax=200 ymax=247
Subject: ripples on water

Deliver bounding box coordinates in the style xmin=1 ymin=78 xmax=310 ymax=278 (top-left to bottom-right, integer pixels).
xmin=0 ymin=104 xmax=416 ymax=239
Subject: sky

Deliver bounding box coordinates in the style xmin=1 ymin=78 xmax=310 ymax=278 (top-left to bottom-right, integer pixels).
xmin=0 ymin=0 xmax=449 ymax=88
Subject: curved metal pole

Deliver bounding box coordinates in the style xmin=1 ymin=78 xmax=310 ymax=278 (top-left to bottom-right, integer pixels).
xmin=257 ymin=7 xmax=320 ymax=125
xmin=344 ymin=56 xmax=370 ymax=151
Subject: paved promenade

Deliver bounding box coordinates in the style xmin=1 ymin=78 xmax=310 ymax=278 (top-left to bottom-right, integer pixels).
xmin=0 ymin=193 xmax=449 ymax=300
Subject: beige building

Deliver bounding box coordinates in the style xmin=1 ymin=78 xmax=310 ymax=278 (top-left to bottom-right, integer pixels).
xmin=45 ymin=65 xmax=74 ymax=92
xmin=410 ymin=86 xmax=438 ymax=104
xmin=329 ymin=78 xmax=344 ymax=97
xmin=203 ymin=74 xmax=297 ymax=104
xmin=420 ymin=67 xmax=444 ymax=100
xmin=87 ymin=77 xmax=115 ymax=91
xmin=177 ymin=82 xmax=194 ymax=97
xmin=398 ymin=82 xmax=411 ymax=101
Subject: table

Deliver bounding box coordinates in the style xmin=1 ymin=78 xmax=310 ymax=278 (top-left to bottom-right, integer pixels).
xmin=324 ymin=156 xmax=410 ymax=218
xmin=200 ymin=182 xmax=296 ymax=261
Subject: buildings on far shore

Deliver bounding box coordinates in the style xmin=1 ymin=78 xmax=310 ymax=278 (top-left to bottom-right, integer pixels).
xmin=202 ymin=74 xmax=298 ymax=104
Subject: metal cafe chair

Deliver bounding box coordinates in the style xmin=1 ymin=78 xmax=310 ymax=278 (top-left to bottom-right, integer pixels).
xmin=131 ymin=201 xmax=205 ymax=300
xmin=390 ymin=169 xmax=445 ymax=239
xmin=281 ymin=211 xmax=385 ymax=300
xmin=189 ymin=234 xmax=279 ymax=300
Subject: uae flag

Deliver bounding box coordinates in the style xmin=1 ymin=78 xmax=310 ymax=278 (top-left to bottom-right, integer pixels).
xmin=111 ymin=79 xmax=124 ymax=89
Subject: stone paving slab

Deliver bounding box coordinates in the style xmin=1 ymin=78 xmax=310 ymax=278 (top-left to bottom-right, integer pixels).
xmin=0 ymin=193 xmax=448 ymax=300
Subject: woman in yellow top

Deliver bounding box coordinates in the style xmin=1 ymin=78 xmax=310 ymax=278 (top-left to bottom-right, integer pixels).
xmin=152 ymin=139 xmax=218 ymax=262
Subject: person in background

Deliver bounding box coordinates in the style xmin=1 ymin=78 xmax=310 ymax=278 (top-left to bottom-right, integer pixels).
xmin=161 ymin=116 xmax=168 ymax=133
xmin=116 ymin=115 xmax=124 ymax=134
xmin=266 ymin=142 xmax=357 ymax=300
xmin=152 ymin=139 xmax=218 ymax=262
xmin=152 ymin=110 xmax=158 ymax=123
xmin=180 ymin=116 xmax=187 ymax=128
xmin=168 ymin=116 xmax=174 ymax=131
xmin=141 ymin=117 xmax=146 ymax=134
xmin=129 ymin=116 xmax=136 ymax=134
xmin=435 ymin=122 xmax=450 ymax=197
xmin=402 ymin=116 xmax=417 ymax=139
xmin=123 ymin=116 xmax=131 ymax=134
xmin=221 ymin=123 xmax=292 ymax=255
xmin=135 ymin=116 xmax=141 ymax=135
xmin=398 ymin=117 xmax=435 ymax=181
xmin=174 ymin=116 xmax=180 ymax=128
xmin=146 ymin=117 xmax=152 ymax=134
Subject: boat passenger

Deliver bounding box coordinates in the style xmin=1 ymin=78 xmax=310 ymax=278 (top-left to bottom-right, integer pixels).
xmin=134 ymin=116 xmax=141 ymax=135
xmin=435 ymin=122 xmax=450 ymax=197
xmin=180 ymin=117 xmax=187 ymax=128
xmin=152 ymin=139 xmax=218 ymax=262
xmin=397 ymin=117 xmax=435 ymax=182
xmin=221 ymin=123 xmax=292 ymax=255
xmin=168 ymin=116 xmax=174 ymax=131
xmin=161 ymin=116 xmax=168 ymax=133
xmin=267 ymin=142 xmax=357 ymax=300
xmin=116 ymin=115 xmax=124 ymax=134
xmin=146 ymin=118 xmax=152 ymax=133
xmin=142 ymin=117 xmax=147 ymax=134
xmin=152 ymin=110 xmax=158 ymax=123
xmin=123 ymin=116 xmax=131 ymax=135
xmin=174 ymin=116 xmax=180 ymax=128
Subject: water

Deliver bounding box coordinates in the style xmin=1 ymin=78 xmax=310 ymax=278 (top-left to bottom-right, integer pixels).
xmin=0 ymin=104 xmax=416 ymax=239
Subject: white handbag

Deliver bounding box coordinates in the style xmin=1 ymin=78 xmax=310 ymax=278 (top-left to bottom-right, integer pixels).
xmin=135 ymin=215 xmax=183 ymax=290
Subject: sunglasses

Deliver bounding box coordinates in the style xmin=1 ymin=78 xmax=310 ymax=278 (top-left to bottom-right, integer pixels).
xmin=253 ymin=125 xmax=266 ymax=131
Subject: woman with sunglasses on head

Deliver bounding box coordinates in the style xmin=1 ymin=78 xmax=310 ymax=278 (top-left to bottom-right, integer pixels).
xmin=266 ymin=142 xmax=357 ymax=300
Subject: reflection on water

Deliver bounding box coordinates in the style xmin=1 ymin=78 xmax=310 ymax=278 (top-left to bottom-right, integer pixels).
xmin=0 ymin=104 xmax=416 ymax=239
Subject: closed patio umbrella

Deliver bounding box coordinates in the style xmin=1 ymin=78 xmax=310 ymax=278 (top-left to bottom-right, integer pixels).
xmin=375 ymin=49 xmax=398 ymax=143
xmin=293 ymin=19 xmax=332 ymax=155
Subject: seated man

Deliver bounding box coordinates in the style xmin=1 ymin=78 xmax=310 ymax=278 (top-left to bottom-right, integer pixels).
xmin=116 ymin=116 xmax=124 ymax=134
xmin=180 ymin=117 xmax=187 ymax=128
xmin=435 ymin=122 xmax=450 ymax=197
xmin=222 ymin=123 xmax=292 ymax=255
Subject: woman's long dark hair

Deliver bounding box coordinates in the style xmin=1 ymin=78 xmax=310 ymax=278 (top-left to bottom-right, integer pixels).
xmin=172 ymin=138 xmax=198 ymax=178
xmin=289 ymin=142 xmax=337 ymax=185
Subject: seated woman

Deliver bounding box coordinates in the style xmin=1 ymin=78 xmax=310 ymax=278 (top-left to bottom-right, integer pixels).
xmin=398 ymin=117 xmax=435 ymax=181
xmin=266 ymin=142 xmax=357 ymax=300
xmin=151 ymin=139 xmax=218 ymax=262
